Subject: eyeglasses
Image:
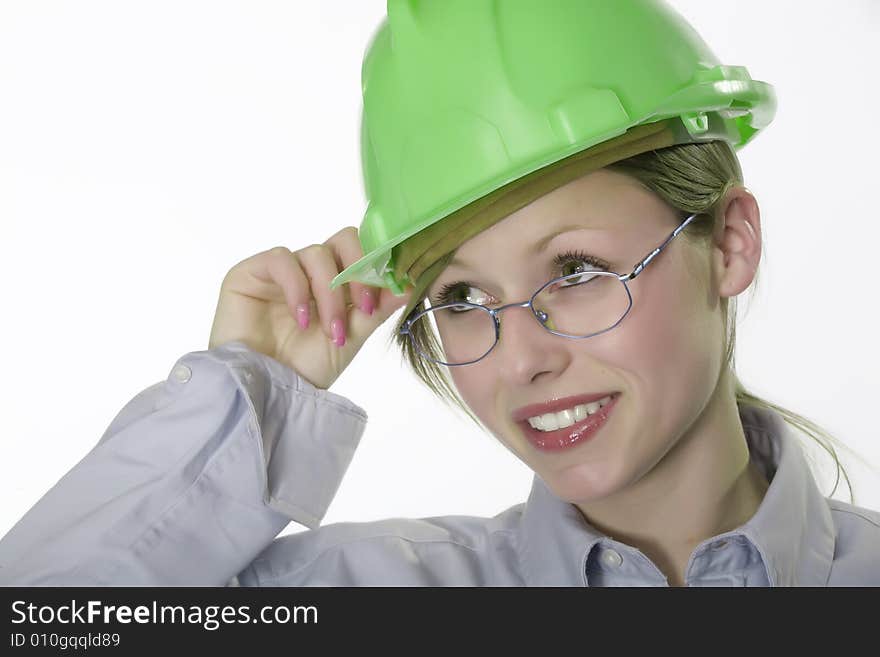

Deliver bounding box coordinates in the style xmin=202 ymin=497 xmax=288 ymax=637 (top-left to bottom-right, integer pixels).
xmin=400 ymin=212 xmax=701 ymax=367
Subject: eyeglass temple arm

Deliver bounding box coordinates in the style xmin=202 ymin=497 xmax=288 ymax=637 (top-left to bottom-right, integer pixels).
xmin=625 ymin=213 xmax=698 ymax=281
xmin=627 ymin=248 xmax=660 ymax=280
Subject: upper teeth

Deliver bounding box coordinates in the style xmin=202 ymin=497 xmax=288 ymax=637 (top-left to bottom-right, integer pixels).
xmin=527 ymin=395 xmax=613 ymax=431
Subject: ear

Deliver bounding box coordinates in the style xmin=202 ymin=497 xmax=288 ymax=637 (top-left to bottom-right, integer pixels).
xmin=711 ymin=186 xmax=762 ymax=298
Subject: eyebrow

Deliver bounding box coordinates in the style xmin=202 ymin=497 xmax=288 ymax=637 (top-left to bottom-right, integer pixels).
xmin=445 ymin=224 xmax=597 ymax=271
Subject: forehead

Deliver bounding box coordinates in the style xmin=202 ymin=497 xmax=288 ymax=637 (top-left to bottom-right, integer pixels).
xmin=444 ymin=168 xmax=662 ymax=270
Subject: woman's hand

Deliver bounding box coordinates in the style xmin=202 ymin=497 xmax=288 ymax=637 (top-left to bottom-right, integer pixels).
xmin=208 ymin=226 xmax=413 ymax=390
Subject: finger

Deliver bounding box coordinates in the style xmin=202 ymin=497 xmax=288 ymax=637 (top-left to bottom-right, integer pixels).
xmin=375 ymin=282 xmax=417 ymax=321
xmin=295 ymin=243 xmax=348 ymax=346
xmin=325 ymin=226 xmax=377 ymax=318
xmin=246 ymin=246 xmax=311 ymax=327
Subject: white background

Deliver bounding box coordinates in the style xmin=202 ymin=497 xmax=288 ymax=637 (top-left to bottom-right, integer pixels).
xmin=1 ymin=0 xmax=878 ymax=542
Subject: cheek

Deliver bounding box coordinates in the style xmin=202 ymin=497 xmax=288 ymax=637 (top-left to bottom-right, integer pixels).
xmin=449 ymin=368 xmax=509 ymax=440
xmin=611 ymin=260 xmax=721 ymax=404
xmin=449 ymin=369 xmax=489 ymax=416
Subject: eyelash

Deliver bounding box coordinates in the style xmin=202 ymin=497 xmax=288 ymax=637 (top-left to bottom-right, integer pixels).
xmin=432 ymin=249 xmax=612 ymax=306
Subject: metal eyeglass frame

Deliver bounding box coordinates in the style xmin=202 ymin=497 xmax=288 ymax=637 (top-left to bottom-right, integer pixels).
xmin=399 ymin=212 xmax=701 ymax=367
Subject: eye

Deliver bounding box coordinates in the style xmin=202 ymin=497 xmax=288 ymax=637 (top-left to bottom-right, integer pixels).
xmin=554 ymin=249 xmax=610 ymax=278
xmin=431 ymin=249 xmax=612 ymax=307
xmin=433 ymin=281 xmax=492 ymax=308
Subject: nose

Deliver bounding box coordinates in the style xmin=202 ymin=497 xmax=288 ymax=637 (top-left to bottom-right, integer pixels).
xmin=490 ymin=301 xmax=565 ymax=383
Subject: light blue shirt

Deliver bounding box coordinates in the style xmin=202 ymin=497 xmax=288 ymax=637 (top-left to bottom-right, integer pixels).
xmin=1 ymin=341 xmax=878 ymax=586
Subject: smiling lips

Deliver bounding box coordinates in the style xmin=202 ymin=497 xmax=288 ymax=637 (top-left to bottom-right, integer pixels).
xmin=515 ymin=393 xmax=620 ymax=452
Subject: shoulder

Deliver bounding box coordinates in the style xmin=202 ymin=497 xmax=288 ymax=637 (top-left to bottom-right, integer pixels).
xmin=825 ymin=498 xmax=880 ymax=585
xmin=239 ymin=503 xmax=526 ymax=586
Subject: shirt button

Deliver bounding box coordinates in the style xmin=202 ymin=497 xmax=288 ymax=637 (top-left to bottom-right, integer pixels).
xmin=172 ymin=364 xmax=192 ymax=383
xmin=600 ymin=548 xmax=623 ymax=568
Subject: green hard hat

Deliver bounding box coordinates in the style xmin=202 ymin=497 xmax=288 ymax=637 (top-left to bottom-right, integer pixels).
xmin=330 ymin=0 xmax=776 ymax=296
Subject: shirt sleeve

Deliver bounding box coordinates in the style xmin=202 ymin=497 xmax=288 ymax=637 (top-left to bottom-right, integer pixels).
xmin=0 ymin=341 xmax=367 ymax=586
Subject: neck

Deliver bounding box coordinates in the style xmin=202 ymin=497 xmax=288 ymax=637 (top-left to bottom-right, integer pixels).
xmin=573 ymin=368 xmax=770 ymax=586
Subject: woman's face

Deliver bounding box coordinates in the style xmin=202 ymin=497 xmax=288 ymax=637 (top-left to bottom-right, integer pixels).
xmin=427 ymin=168 xmax=726 ymax=504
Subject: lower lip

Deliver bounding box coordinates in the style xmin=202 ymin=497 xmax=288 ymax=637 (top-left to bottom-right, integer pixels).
xmin=518 ymin=393 xmax=620 ymax=453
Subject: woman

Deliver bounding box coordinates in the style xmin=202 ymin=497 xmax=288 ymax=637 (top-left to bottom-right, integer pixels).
xmin=1 ymin=0 xmax=877 ymax=587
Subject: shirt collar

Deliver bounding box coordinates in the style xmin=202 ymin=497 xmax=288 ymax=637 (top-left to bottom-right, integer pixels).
xmin=517 ymin=404 xmax=837 ymax=586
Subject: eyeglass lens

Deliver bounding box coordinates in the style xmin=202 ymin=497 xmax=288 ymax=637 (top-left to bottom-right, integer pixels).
xmin=411 ymin=272 xmax=630 ymax=366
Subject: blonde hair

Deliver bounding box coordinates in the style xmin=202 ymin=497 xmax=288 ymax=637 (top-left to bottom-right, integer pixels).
xmin=388 ymin=140 xmax=866 ymax=504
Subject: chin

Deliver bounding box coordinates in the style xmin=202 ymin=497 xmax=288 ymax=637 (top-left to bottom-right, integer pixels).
xmin=540 ymin=461 xmax=627 ymax=505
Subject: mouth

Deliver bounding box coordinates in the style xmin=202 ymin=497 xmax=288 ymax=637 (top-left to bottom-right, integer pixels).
xmin=515 ymin=392 xmax=620 ymax=452
xmin=511 ymin=391 xmax=619 ymax=423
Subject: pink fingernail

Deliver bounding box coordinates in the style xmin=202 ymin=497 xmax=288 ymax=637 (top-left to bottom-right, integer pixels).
xmin=360 ymin=289 xmax=375 ymax=316
xmin=296 ymin=304 xmax=309 ymax=330
xmin=331 ymin=318 xmax=346 ymax=347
